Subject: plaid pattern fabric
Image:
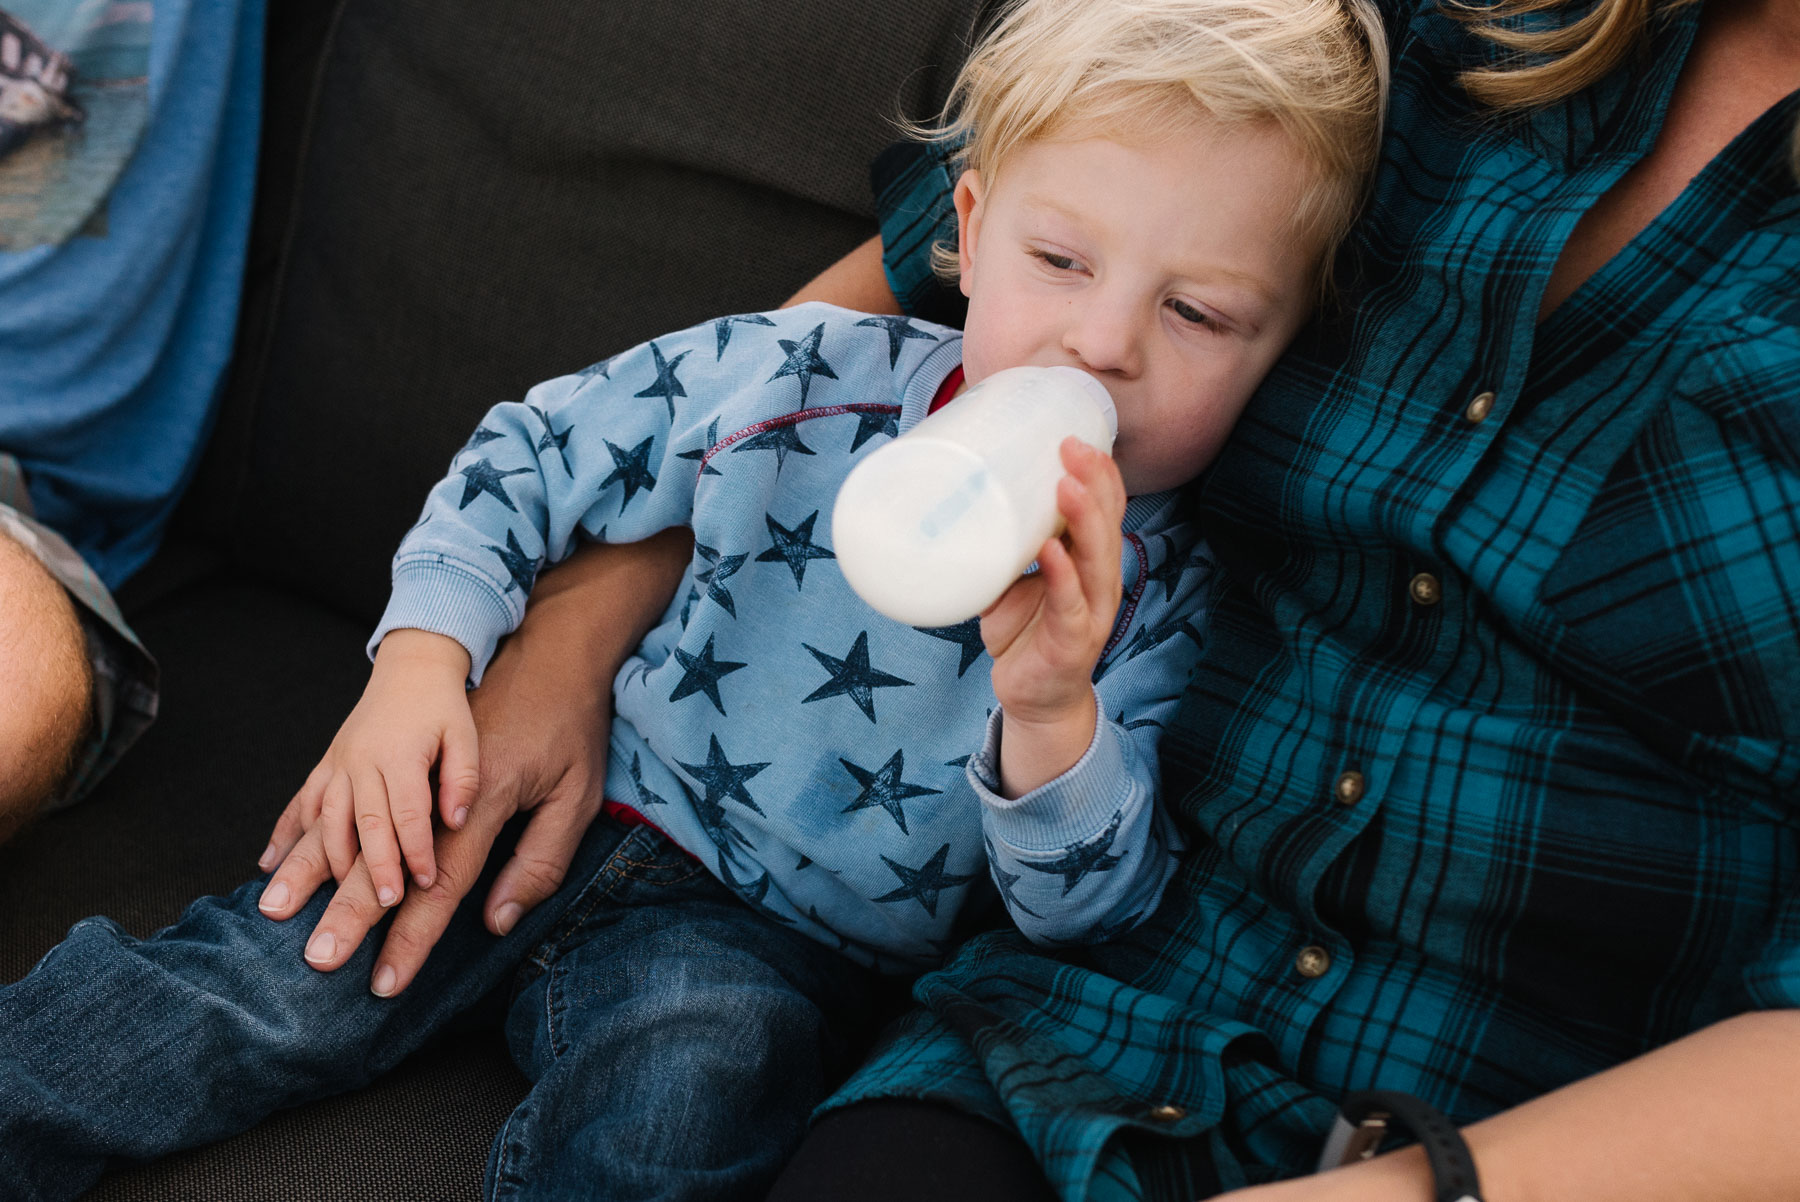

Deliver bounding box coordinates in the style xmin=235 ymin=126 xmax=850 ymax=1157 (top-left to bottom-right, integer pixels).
xmin=832 ymin=6 xmax=1800 ymax=1199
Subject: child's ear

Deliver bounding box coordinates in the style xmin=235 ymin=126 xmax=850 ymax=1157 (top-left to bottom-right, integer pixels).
xmin=952 ymin=168 xmax=986 ymax=299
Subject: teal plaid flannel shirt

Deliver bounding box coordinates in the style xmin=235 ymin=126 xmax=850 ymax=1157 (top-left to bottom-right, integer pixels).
xmin=829 ymin=4 xmax=1800 ymax=1199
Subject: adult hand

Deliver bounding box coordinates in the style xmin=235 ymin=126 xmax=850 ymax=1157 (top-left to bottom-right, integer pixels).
xmin=256 ymin=527 xmax=693 ymax=994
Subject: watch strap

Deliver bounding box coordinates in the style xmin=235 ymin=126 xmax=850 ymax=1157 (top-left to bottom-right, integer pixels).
xmin=1317 ymin=1089 xmax=1482 ymax=1202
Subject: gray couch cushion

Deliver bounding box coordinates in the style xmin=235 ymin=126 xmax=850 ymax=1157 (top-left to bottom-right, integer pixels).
xmin=195 ymin=0 xmax=987 ymax=623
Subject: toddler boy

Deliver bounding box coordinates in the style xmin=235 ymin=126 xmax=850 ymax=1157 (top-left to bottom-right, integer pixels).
xmin=285 ymin=0 xmax=1388 ymax=1193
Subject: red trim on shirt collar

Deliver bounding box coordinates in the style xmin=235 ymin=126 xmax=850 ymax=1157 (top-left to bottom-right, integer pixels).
xmin=927 ymin=365 xmax=965 ymax=415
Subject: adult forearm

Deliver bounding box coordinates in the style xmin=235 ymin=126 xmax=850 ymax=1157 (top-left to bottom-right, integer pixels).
xmin=780 ymin=234 xmax=899 ymax=313
xmin=1253 ymin=1010 xmax=1800 ymax=1202
xmin=510 ymin=527 xmax=694 ymax=684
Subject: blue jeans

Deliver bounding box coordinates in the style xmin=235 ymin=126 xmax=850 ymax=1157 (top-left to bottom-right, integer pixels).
xmin=0 ymin=815 xmax=878 ymax=1201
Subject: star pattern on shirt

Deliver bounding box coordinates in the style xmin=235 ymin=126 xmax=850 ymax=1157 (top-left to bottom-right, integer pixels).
xmin=675 ymin=774 xmax=755 ymax=867
xmin=601 ymin=435 xmax=658 ymax=513
xmin=1023 ymin=810 xmax=1125 ymax=895
xmin=802 ymin=631 xmax=914 ymax=722
xmin=731 ymin=420 xmax=816 ymax=473
xmin=577 ymin=354 xmax=614 ymax=382
xmin=839 ymin=749 xmax=940 ymax=835
xmin=1122 ymin=614 xmax=1203 ymax=662
xmin=626 ymin=752 xmax=668 ymax=807
xmin=676 ymin=733 xmax=769 ymax=816
xmin=693 ymin=543 xmax=747 ymax=617
xmin=669 ymin=633 xmax=748 ymax=715
xmin=984 ymin=836 xmax=1042 ymax=919
xmin=458 ymin=459 xmax=533 ymax=511
xmin=855 ymin=314 xmax=936 ymax=367
xmin=756 ymin=510 xmax=834 ymax=590
xmin=915 ymin=619 xmax=985 ymax=677
xmin=1043 ymin=910 xmax=1145 ymax=948
xmin=528 ymin=404 xmax=575 ymax=477
xmin=1113 ymin=707 xmax=1164 ymax=733
xmin=848 ymin=407 xmax=899 ymax=452
xmin=460 ymin=425 xmax=505 ymax=457
xmin=716 ymin=855 xmax=794 ymax=924
xmin=1144 ymin=534 xmax=1211 ymax=603
xmin=767 ymin=322 xmax=837 ymax=406
xmin=482 ymin=529 xmax=540 ymax=594
xmin=872 ymin=842 xmax=979 ymax=918
xmin=675 ymin=417 xmax=723 ymax=477
xmin=633 ymin=341 xmax=691 ymax=418
xmin=713 ymin=312 xmax=776 ymax=359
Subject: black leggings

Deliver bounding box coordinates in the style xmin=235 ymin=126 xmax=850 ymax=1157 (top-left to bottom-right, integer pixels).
xmin=765 ymin=1100 xmax=1059 ymax=1202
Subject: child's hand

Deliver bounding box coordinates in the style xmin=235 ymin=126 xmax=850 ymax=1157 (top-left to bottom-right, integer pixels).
xmin=980 ymin=438 xmax=1126 ymax=796
xmin=283 ymin=629 xmax=478 ymax=907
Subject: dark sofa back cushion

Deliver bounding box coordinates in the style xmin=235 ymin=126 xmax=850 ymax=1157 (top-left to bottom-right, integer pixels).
xmin=194 ymin=0 xmax=983 ymax=623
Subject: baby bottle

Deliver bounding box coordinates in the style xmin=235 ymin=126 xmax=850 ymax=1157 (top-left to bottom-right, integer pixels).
xmin=832 ymin=364 xmax=1117 ymax=627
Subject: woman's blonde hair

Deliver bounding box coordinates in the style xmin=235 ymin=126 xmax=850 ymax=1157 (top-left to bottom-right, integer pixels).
xmin=1452 ymin=0 xmax=1800 ymax=179
xmin=912 ymin=0 xmax=1391 ymax=291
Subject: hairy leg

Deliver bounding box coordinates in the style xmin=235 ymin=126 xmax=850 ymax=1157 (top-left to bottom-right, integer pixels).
xmin=0 ymin=529 xmax=94 ymax=842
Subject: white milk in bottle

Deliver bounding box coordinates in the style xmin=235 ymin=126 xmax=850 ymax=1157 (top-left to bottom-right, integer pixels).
xmin=832 ymin=364 xmax=1117 ymax=627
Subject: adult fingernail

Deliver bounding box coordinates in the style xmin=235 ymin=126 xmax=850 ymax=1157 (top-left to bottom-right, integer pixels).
xmin=377 ymin=886 xmax=398 ymax=907
xmin=371 ymin=964 xmax=398 ymax=997
xmin=493 ymin=902 xmax=522 ymax=935
xmin=453 ymin=806 xmax=469 ymax=828
xmin=257 ymin=844 xmax=279 ymax=872
xmin=304 ymin=931 xmax=336 ymax=963
xmin=259 ymin=881 xmax=290 ymax=914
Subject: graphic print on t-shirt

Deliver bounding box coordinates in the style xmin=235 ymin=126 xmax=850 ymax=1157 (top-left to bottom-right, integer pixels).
xmin=0 ymin=1 xmax=150 ymax=250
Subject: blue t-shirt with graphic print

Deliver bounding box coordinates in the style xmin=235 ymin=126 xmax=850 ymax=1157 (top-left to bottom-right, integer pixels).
xmin=0 ymin=0 xmax=262 ymax=589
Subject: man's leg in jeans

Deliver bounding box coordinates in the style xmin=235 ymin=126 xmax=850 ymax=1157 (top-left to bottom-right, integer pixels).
xmin=0 ymin=528 xmax=93 ymax=843
xmin=488 ymin=827 xmax=880 ymax=1202
xmin=0 ymin=813 xmax=647 ymax=1202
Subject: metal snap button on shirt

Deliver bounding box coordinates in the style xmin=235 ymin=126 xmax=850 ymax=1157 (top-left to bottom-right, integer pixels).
xmin=1148 ymin=1104 xmax=1186 ymax=1122
xmin=1464 ymin=391 xmax=1495 ymax=423
xmin=1409 ymin=572 xmax=1441 ymax=606
xmin=1296 ymin=945 xmax=1332 ymax=978
xmin=1334 ymin=770 xmax=1366 ymax=806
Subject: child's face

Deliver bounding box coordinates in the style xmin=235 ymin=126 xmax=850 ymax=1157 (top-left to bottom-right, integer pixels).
xmin=954 ymin=120 xmax=1319 ymax=496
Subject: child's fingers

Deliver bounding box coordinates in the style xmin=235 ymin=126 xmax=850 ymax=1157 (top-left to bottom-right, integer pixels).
xmin=436 ymin=715 xmax=481 ymax=832
xmin=1056 ymin=473 xmax=1122 ymax=616
xmin=383 ymin=763 xmax=438 ymax=892
xmin=350 ymin=766 xmax=408 ymax=908
xmin=1061 ymin=437 xmax=1126 ymax=520
xmin=1035 ymin=534 xmax=1090 ymax=628
xmin=319 ymin=772 xmax=357 ymax=883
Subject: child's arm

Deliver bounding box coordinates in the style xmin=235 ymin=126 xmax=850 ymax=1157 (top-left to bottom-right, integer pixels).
xmin=315 ymin=327 xmax=720 ymax=900
xmin=974 ymin=439 xmax=1201 ymax=944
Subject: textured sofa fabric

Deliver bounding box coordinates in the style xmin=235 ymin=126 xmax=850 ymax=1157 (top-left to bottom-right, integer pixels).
xmin=0 ymin=1 xmax=986 ymax=1196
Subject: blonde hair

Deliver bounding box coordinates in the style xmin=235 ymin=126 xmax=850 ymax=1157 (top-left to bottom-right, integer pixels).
xmin=1452 ymin=0 xmax=1800 ymax=180
xmin=913 ymin=0 xmax=1390 ymax=291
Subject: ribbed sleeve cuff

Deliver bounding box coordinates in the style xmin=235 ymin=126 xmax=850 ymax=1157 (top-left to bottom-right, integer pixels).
xmin=968 ymin=687 xmax=1135 ymax=852
xmin=368 ymin=557 xmax=519 ymax=685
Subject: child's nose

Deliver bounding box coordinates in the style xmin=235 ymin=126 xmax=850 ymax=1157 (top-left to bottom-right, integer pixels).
xmin=1061 ymin=300 xmax=1141 ymax=377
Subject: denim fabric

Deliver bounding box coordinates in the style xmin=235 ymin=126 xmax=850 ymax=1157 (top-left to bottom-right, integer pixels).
xmin=0 ymin=814 xmax=876 ymax=1201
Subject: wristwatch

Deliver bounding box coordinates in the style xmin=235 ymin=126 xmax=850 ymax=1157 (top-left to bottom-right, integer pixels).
xmin=1316 ymin=1089 xmax=1483 ymax=1202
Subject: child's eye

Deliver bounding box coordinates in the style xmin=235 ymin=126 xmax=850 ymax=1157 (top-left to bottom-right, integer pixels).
xmin=1168 ymin=298 xmax=1219 ymax=329
xmin=1031 ymin=249 xmax=1079 ymax=271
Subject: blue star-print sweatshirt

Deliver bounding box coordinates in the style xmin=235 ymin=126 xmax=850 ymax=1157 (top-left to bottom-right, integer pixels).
xmin=373 ymin=303 xmax=1216 ymax=970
